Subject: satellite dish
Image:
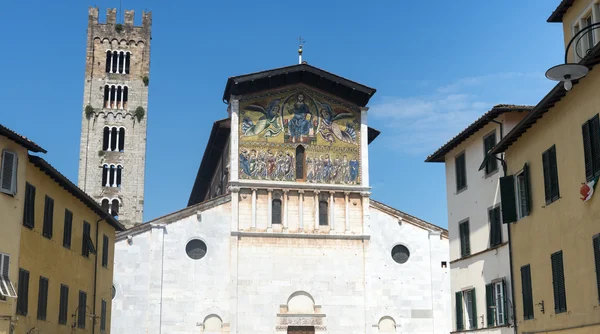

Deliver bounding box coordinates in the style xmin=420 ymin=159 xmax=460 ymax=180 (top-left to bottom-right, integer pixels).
xmin=545 ymin=63 xmax=589 ymax=91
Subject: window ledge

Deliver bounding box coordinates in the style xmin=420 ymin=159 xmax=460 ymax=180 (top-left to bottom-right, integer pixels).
xmin=450 ymin=242 xmax=509 ymax=264
xmin=456 ymin=186 xmax=468 ymax=195
xmin=485 ymin=168 xmax=499 ymax=179
xmin=451 ymin=324 xmax=510 ymax=333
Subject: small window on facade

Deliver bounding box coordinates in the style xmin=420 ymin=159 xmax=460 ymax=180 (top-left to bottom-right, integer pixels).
xmin=441 ymin=261 xmax=447 ymax=268
xmin=58 ymin=284 xmax=68 ymax=325
xmin=459 ymin=220 xmax=470 ymax=257
xmin=582 ymin=114 xmax=600 ymax=181
xmin=186 ymin=239 xmax=207 ymax=260
xmin=542 ymin=145 xmax=560 ymax=204
xmin=78 ymin=290 xmax=87 ymax=329
xmin=455 ymin=152 xmax=467 ymax=192
xmin=483 ymin=132 xmax=498 ymax=175
xmin=0 ymin=150 xmax=18 ymax=195
xmin=521 ymin=264 xmax=534 ymax=320
xmin=551 ymin=250 xmax=567 ymax=313
xmin=391 ymin=245 xmax=410 ymax=264
xmin=272 ymin=199 xmax=282 ymax=224
xmin=295 ymin=145 xmax=305 ymax=180
xmin=488 ymin=206 xmax=502 ymax=247
xmin=463 ymin=289 xmax=477 ymax=329
xmin=37 ymin=276 xmax=49 ymax=320
xmin=16 ymin=268 xmax=30 ymax=315
xmin=319 ymin=200 xmax=328 ymax=226
xmin=63 ymin=209 xmax=72 ymax=249
xmin=100 ymin=299 xmax=107 ymax=332
xmin=42 ymin=196 xmax=54 ymax=239
xmin=23 ymin=183 xmax=36 ymax=229
xmin=586 ymin=15 xmax=595 ymax=52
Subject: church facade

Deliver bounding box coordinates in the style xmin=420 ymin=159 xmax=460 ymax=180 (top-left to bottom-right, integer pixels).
xmin=111 ymin=64 xmax=451 ymax=334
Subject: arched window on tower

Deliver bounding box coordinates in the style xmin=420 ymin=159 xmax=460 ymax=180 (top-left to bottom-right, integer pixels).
xmin=116 ymin=166 xmax=122 ymax=187
xmin=110 ymin=85 xmax=116 ymax=109
xmin=123 ymin=87 xmax=128 ymax=110
xmin=118 ymin=51 xmax=125 ymax=74
xmin=319 ymin=200 xmax=328 ymax=226
xmin=105 ymin=51 xmax=111 ymax=73
xmin=118 ymin=128 xmax=125 ymax=152
xmin=116 ymin=86 xmax=122 ymax=109
xmin=102 ymin=127 xmax=110 ymax=151
xmin=102 ymin=165 xmax=109 ymax=187
xmin=295 ymin=145 xmax=305 ymax=180
xmin=104 ymin=85 xmax=110 ymax=109
xmin=109 ymin=165 xmax=116 ymax=187
xmin=101 ymin=198 xmax=109 ymax=212
xmin=125 ymin=52 xmax=131 ymax=74
xmin=110 ymin=128 xmax=117 ymax=151
xmin=111 ymin=51 xmax=118 ymax=73
xmin=272 ymin=199 xmax=282 ymax=225
xmin=111 ymin=199 xmax=119 ymax=218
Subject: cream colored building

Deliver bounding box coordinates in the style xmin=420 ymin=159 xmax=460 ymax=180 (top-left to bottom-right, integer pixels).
xmin=490 ymin=1 xmax=600 ymax=333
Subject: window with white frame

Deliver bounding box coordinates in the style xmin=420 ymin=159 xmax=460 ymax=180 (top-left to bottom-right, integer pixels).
xmin=102 ymin=126 xmax=125 ymax=152
xmin=494 ymin=281 xmax=506 ymax=325
xmin=101 ymin=198 xmax=120 ymax=218
xmin=515 ymin=164 xmax=531 ymax=220
xmin=0 ymin=253 xmax=18 ymax=300
xmin=105 ymin=50 xmax=131 ymax=74
xmin=486 ymin=280 xmax=507 ymax=327
xmin=0 ymin=150 xmax=17 ymax=195
xmin=572 ymin=3 xmax=600 ymax=61
xmin=101 ymin=164 xmax=122 ymax=188
xmin=463 ymin=289 xmax=476 ymax=329
xmin=103 ymin=85 xmax=128 ymax=109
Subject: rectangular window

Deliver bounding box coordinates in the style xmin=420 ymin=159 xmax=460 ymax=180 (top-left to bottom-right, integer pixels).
xmin=521 ymin=264 xmax=534 ymax=320
xmin=58 ymin=284 xmax=68 ymax=325
xmin=455 ymin=152 xmax=467 ymax=192
xmin=455 ymin=291 xmax=464 ymax=331
xmin=42 ymin=195 xmax=54 ymax=239
xmin=0 ymin=150 xmax=18 ymax=195
xmin=0 ymin=254 xmax=17 ymax=300
xmin=593 ymin=235 xmax=600 ymax=304
xmin=63 ymin=209 xmax=72 ymax=249
xmin=542 ymin=145 xmax=560 ymax=204
xmin=102 ymin=235 xmax=109 ymax=268
xmin=16 ymin=268 xmax=29 ymax=316
xmin=551 ymin=251 xmax=567 ymax=313
xmin=489 ymin=206 xmax=502 ymax=247
xmin=515 ymin=164 xmax=531 ymax=219
xmin=494 ymin=281 xmax=506 ymax=325
xmin=23 ymin=182 xmax=36 ymax=228
xmin=586 ymin=15 xmax=595 ymax=50
xmin=37 ymin=276 xmax=48 ymax=320
xmin=581 ymin=114 xmax=600 ymax=181
xmin=78 ymin=291 xmax=87 ymax=329
xmin=272 ymin=199 xmax=282 ymax=225
xmin=483 ymin=132 xmax=498 ymax=175
xmin=82 ymin=221 xmax=95 ymax=257
xmin=459 ymin=220 xmax=471 ymax=257
xmin=100 ymin=299 xmax=107 ymax=332
xmin=463 ymin=288 xmax=477 ymax=329
xmin=319 ymin=201 xmax=328 ymax=226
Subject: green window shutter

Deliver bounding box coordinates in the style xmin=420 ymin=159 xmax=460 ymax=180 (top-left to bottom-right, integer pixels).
xmin=593 ymin=236 xmax=600 ymax=303
xmin=543 ymin=150 xmax=552 ymax=203
xmin=502 ymin=279 xmax=508 ymax=325
xmin=500 ymin=176 xmax=517 ymax=223
xmin=471 ymin=288 xmax=477 ymax=329
xmin=459 ymin=221 xmax=471 ymax=257
xmin=486 ymin=284 xmax=495 ymax=327
xmin=522 ymin=163 xmax=531 ymax=216
xmin=590 ymin=115 xmax=600 ymax=178
xmin=456 ymin=291 xmax=464 ymax=330
xmin=551 ymin=251 xmax=567 ymax=313
xmin=549 ymin=146 xmax=560 ymax=201
xmin=583 ymin=120 xmax=594 ymax=180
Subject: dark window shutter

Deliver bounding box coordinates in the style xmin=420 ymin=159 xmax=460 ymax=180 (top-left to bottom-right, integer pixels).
xmin=319 ymin=201 xmax=328 ymax=226
xmin=0 ymin=150 xmax=17 ymax=194
xmin=486 ymin=283 xmax=495 ymax=326
xmin=543 ymin=150 xmax=552 ymax=202
xmin=521 ymin=265 xmax=534 ymax=320
xmin=101 ymin=299 xmax=107 ymax=331
xmin=17 ymin=269 xmax=29 ymax=315
xmin=500 ymin=176 xmax=517 ymax=223
xmin=460 ymin=222 xmax=471 ymax=257
xmin=590 ymin=115 xmax=600 ymax=179
xmin=59 ymin=284 xmax=68 ymax=325
xmin=456 ymin=153 xmax=467 ymax=191
xmin=23 ymin=183 xmax=36 ymax=228
xmin=82 ymin=221 xmax=91 ymax=257
xmin=119 ymin=128 xmax=125 ymax=151
xmin=484 ymin=133 xmax=498 ymax=174
xmin=272 ymin=199 xmax=282 ymax=224
xmin=43 ymin=196 xmax=54 ymax=239
xmin=456 ymin=291 xmax=464 ymax=330
xmin=593 ymin=236 xmax=600 ymax=303
xmin=583 ymin=120 xmax=594 ymax=180
xmin=78 ymin=291 xmax=87 ymax=329
xmin=522 ymin=163 xmax=531 ymax=216
xmin=102 ymin=235 xmax=109 ymax=268
xmin=37 ymin=276 xmax=48 ymax=320
xmin=502 ymin=279 xmax=508 ymax=325
xmin=549 ymin=147 xmax=560 ymax=201
xmin=63 ymin=209 xmax=72 ymax=249
xmin=489 ymin=207 xmax=502 ymax=246
xmin=471 ymin=289 xmax=477 ymax=329
xmin=551 ymin=251 xmax=567 ymax=313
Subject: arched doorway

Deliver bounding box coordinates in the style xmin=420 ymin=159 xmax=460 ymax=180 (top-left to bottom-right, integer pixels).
xmin=287 ymin=326 xmax=315 ymax=334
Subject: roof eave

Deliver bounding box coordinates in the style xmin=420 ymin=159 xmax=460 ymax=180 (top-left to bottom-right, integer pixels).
xmin=547 ymin=0 xmax=574 ymax=23
xmin=0 ymin=124 xmax=47 ymax=153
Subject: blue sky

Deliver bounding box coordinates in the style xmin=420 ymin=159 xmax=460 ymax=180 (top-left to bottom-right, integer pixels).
xmin=0 ymin=0 xmax=563 ymax=228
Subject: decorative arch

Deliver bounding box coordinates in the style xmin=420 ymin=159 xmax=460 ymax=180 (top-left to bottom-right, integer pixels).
xmin=277 ymin=291 xmax=326 ymax=332
xmin=203 ymin=314 xmax=222 ymax=331
xmin=287 ymin=291 xmax=315 ymax=314
xmin=377 ymin=316 xmax=396 ymax=333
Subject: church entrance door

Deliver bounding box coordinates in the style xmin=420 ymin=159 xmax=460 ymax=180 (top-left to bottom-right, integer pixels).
xmin=287 ymin=326 xmax=315 ymax=334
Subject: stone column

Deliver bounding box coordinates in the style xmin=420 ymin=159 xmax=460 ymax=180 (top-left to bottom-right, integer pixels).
xmin=251 ymin=188 xmax=257 ymax=230
xmin=329 ymin=191 xmax=335 ymax=233
xmin=314 ymin=190 xmax=320 ymax=231
xmin=230 ymin=186 xmax=240 ymax=231
xmin=360 ymin=107 xmax=369 ymax=187
xmin=115 ymin=128 xmax=120 ymax=149
xmin=361 ymin=191 xmax=371 ymax=235
xmin=267 ymin=188 xmax=273 ymax=232
xmin=283 ymin=189 xmax=289 ymax=231
xmin=107 ymin=128 xmax=112 ymax=151
xmin=298 ymin=190 xmax=304 ymax=231
xmin=345 ymin=191 xmax=351 ymax=233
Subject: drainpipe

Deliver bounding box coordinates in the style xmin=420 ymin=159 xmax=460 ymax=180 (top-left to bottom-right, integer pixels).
xmin=490 ymin=119 xmax=517 ymax=334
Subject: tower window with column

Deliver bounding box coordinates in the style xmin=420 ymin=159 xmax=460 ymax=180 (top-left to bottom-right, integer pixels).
xmin=103 ymin=126 xmax=125 ymax=152
xmin=103 ymin=85 xmax=128 ymax=109
xmin=105 ymin=50 xmax=131 ymax=74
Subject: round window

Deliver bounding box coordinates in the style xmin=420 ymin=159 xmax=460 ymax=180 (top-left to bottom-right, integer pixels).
xmin=112 ymin=284 xmax=116 ymax=300
xmin=391 ymin=245 xmax=410 ymax=264
xmin=186 ymin=239 xmax=207 ymax=260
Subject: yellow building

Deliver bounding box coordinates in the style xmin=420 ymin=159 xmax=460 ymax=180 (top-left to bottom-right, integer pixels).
xmin=491 ymin=1 xmax=600 ymax=333
xmin=0 ymin=124 xmax=124 ymax=334
xmin=0 ymin=125 xmax=46 ymax=334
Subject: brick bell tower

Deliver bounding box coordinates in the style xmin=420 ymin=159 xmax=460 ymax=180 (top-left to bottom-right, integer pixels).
xmin=78 ymin=7 xmax=151 ymax=229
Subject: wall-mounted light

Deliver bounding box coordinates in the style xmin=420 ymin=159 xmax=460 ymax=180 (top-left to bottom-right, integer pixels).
xmin=536 ymin=300 xmax=545 ymax=314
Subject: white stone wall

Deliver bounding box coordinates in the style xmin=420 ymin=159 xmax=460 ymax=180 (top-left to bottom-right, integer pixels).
xmin=112 ymin=196 xmax=450 ymax=334
xmin=443 ymin=111 xmax=526 ymax=332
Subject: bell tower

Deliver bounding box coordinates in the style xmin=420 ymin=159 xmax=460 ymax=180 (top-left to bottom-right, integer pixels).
xmin=78 ymin=7 xmax=152 ymax=229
